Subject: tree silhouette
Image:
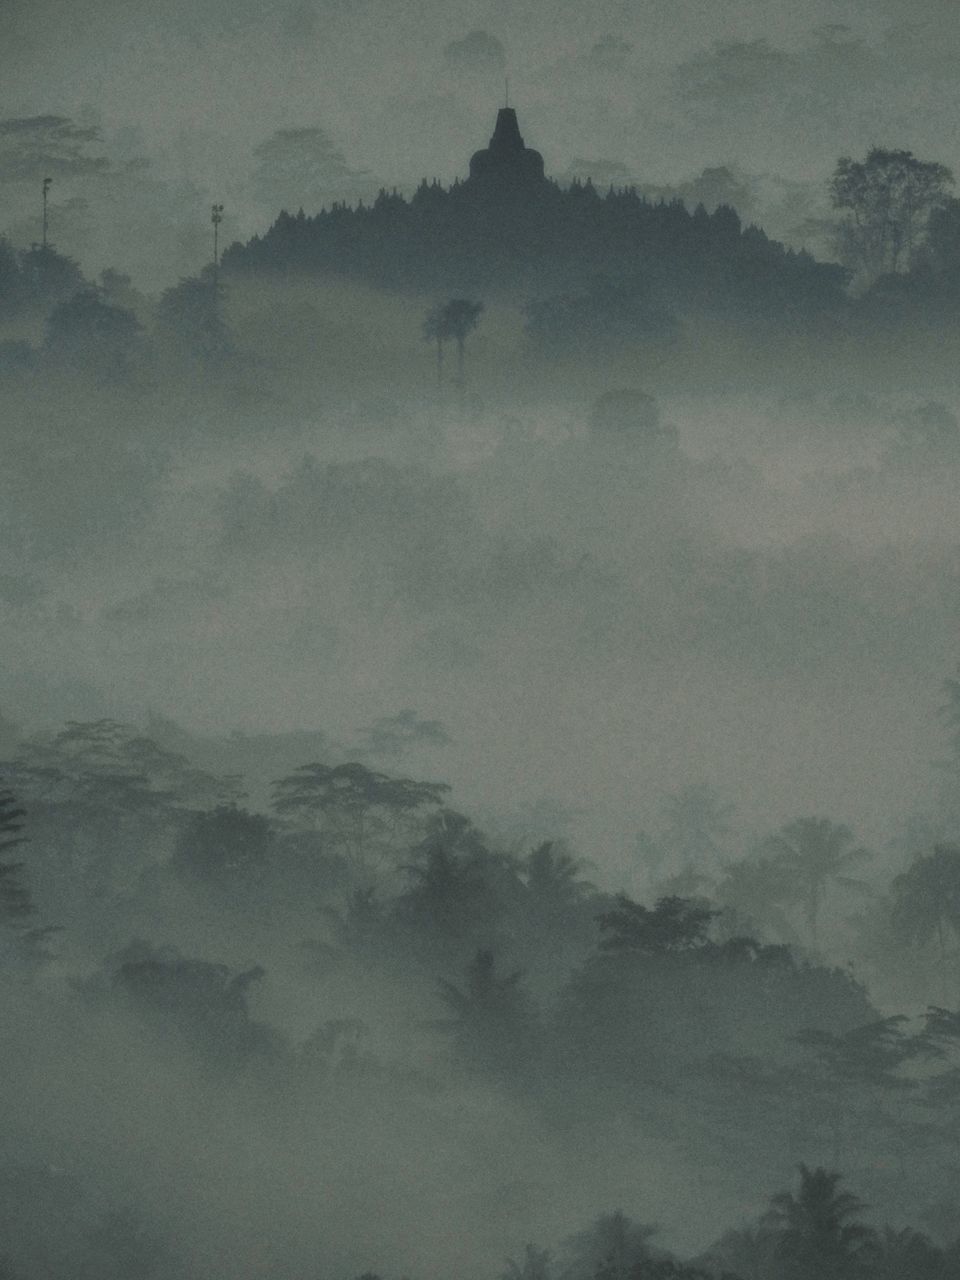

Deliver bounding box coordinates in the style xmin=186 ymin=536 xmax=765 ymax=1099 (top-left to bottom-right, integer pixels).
xmin=794 ymin=1017 xmax=916 ymax=1166
xmin=501 ymin=1245 xmax=552 ymax=1280
xmin=830 ymin=148 xmax=953 ymax=282
xmin=272 ymin=761 xmax=448 ymax=874
xmin=171 ymin=805 xmax=273 ymax=884
xmin=422 ymin=303 xmax=449 ymax=388
xmin=715 ymin=852 xmax=801 ymax=945
xmin=891 ymin=845 xmax=960 ymax=1000
xmin=155 ymin=273 xmax=233 ymax=368
xmin=44 ymin=286 xmax=143 ymax=380
xmin=764 ymin=1166 xmax=875 ymax=1280
xmin=0 ymin=789 xmax=31 ymax=920
xmin=436 ymin=948 xmax=540 ymax=1078
xmin=760 ymin=817 xmax=870 ymax=946
xmin=597 ymin=893 xmax=716 ymax=955
xmin=865 ymin=1226 xmax=949 ymax=1280
xmin=524 ymin=840 xmax=595 ymax=919
xmin=560 ymin=1211 xmax=657 ymax=1280
xmin=437 ymin=297 xmax=483 ymax=389
xmin=397 ymin=809 xmax=517 ymax=962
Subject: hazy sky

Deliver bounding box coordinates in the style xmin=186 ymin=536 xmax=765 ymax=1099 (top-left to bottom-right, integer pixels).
xmin=6 ymin=0 xmax=960 ymax=200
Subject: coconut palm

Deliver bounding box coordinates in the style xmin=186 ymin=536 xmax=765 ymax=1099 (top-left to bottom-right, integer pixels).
xmin=764 ymin=1165 xmax=875 ymax=1280
xmin=761 ymin=817 xmax=870 ymax=945
xmin=891 ymin=845 xmax=960 ymax=998
xmin=439 ymin=297 xmax=483 ymax=388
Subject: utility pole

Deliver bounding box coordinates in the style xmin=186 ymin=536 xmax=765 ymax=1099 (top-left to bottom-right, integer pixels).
xmin=41 ymin=177 xmax=52 ymax=250
xmin=211 ymin=202 xmax=224 ymax=283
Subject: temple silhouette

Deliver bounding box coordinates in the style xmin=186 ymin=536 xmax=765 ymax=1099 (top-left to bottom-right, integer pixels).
xmin=467 ymin=107 xmax=546 ymax=192
xmin=223 ymin=107 xmax=848 ymax=332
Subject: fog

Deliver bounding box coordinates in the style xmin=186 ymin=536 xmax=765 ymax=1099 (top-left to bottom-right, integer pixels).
xmin=5 ymin=12 xmax=960 ymax=1280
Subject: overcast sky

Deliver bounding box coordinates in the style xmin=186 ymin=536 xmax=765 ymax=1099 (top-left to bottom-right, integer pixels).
xmin=6 ymin=0 xmax=960 ymax=201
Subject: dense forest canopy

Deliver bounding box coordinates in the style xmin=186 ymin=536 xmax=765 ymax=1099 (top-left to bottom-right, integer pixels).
xmin=5 ymin=20 xmax=960 ymax=1280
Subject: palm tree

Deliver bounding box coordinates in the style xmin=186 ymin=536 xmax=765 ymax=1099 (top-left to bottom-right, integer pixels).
xmin=891 ymin=845 xmax=960 ymax=1000
xmin=435 ymin=948 xmax=539 ymax=1078
xmin=866 ymin=1226 xmax=947 ymax=1280
xmin=560 ymin=1212 xmax=657 ymax=1280
xmin=715 ymin=852 xmax=802 ymax=946
xmin=501 ymin=1245 xmax=552 ymax=1280
xmin=524 ymin=841 xmax=594 ymax=915
xmin=761 ymin=817 xmax=870 ymax=946
xmin=439 ymin=297 xmax=483 ymax=389
xmin=422 ymin=303 xmax=448 ymax=388
xmin=764 ymin=1165 xmax=875 ymax=1280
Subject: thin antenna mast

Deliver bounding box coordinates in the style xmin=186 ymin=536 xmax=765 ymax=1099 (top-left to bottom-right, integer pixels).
xmin=41 ymin=177 xmax=52 ymax=250
xmin=211 ymin=203 xmax=224 ymax=283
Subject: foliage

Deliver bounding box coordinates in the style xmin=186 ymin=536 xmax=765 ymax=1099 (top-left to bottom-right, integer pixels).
xmin=154 ymin=274 xmax=234 ymax=367
xmin=763 ymin=1165 xmax=875 ymax=1279
xmin=272 ymin=761 xmax=449 ymax=872
xmin=170 ymin=805 xmax=273 ymax=883
xmin=0 ymin=789 xmax=31 ymax=921
xmin=436 ymin=948 xmax=541 ymax=1079
xmin=597 ymin=894 xmax=716 ymax=954
xmin=830 ymin=149 xmax=954 ymax=281
xmin=44 ymin=286 xmax=143 ymax=379
xmin=0 ymin=115 xmax=110 ymax=181
xmin=758 ymin=817 xmax=870 ymax=944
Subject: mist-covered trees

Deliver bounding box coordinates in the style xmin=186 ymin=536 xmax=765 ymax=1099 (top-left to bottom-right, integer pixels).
xmin=44 ymin=286 xmax=143 ymax=380
xmin=0 ymin=790 xmax=31 ymax=922
xmin=154 ymin=273 xmax=233 ymax=368
xmin=890 ymin=846 xmax=960 ymax=997
xmin=272 ymin=762 xmax=449 ymax=876
xmin=764 ymin=1165 xmax=874 ymax=1280
xmin=251 ymin=126 xmax=378 ymax=214
xmin=224 ymin=180 xmax=848 ymax=330
xmin=830 ymin=149 xmax=954 ymax=283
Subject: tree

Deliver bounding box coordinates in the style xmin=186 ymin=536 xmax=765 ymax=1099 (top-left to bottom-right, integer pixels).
xmin=925 ymin=197 xmax=960 ymax=275
xmin=890 ymin=845 xmax=960 ymax=1000
xmin=794 ymin=1017 xmax=916 ymax=1166
xmin=251 ymin=126 xmax=378 ymax=214
xmin=436 ymin=948 xmax=540 ymax=1079
xmin=501 ymin=1245 xmax=552 ymax=1280
xmin=171 ymin=805 xmax=273 ymax=883
xmin=560 ymin=1212 xmax=658 ymax=1280
xmin=0 ymin=115 xmax=109 ymax=182
xmin=760 ymin=817 xmax=870 ymax=946
xmin=715 ymin=852 xmax=802 ymax=946
xmin=422 ymin=303 xmax=449 ymax=388
xmin=597 ymin=894 xmax=716 ymax=955
xmin=657 ymin=784 xmax=734 ymax=887
xmin=397 ymin=809 xmax=516 ymax=961
xmin=0 ymin=789 xmax=31 ymax=921
xmin=271 ymin=761 xmax=449 ymax=875
xmin=154 ymin=273 xmax=233 ymax=368
xmin=44 ymin=286 xmax=143 ymax=380
xmin=764 ymin=1165 xmax=875 ymax=1280
xmin=436 ymin=297 xmax=483 ymax=389
xmin=865 ymin=1227 xmax=950 ymax=1280
xmin=830 ymin=148 xmax=954 ymax=282
xmin=523 ymin=841 xmax=595 ymax=918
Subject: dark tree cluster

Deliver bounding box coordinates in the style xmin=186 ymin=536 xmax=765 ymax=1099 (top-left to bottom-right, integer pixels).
xmin=222 ymin=180 xmax=848 ymax=333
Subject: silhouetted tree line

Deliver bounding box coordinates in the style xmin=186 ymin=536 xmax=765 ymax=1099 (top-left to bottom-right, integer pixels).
xmin=6 ymin=677 xmax=960 ymax=1239
xmin=0 ymin=1160 xmax=959 ymax=1280
xmin=221 ymin=180 xmax=848 ymax=333
xmin=0 ymin=239 xmax=234 ymax=384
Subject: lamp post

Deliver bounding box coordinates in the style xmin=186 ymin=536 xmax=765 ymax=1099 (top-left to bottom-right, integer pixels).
xmin=211 ymin=203 xmax=224 ymax=283
xmin=42 ymin=177 xmax=52 ymax=250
